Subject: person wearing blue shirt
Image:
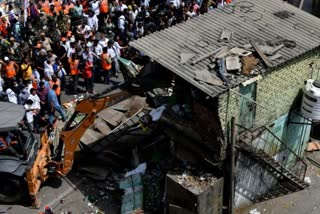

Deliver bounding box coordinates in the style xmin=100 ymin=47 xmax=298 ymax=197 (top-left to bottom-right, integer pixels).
xmin=48 ymin=85 xmax=66 ymax=124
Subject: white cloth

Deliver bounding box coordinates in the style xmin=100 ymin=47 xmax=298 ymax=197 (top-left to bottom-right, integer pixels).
xmin=56 ymin=66 xmax=67 ymax=79
xmin=113 ymin=42 xmax=121 ymax=57
xmin=24 ymin=104 xmax=34 ymax=123
xmin=0 ymin=77 xmax=4 ymax=92
xmin=28 ymin=94 xmax=41 ymax=110
xmin=150 ymin=105 xmax=166 ymax=121
xmin=128 ymin=10 xmax=138 ymax=23
xmin=44 ymin=61 xmax=54 ymax=80
xmin=117 ymin=4 xmax=128 ymax=12
xmin=118 ymin=15 xmax=126 ymax=31
xmin=87 ymin=15 xmax=99 ymax=31
xmin=77 ymin=24 xmax=91 ymax=35
xmin=136 ymin=26 xmax=144 ymax=37
xmin=107 ymin=47 xmax=117 ymax=59
xmin=99 ymin=38 xmax=109 ymax=48
xmin=93 ymin=44 xmax=103 ymax=56
xmin=90 ymin=1 xmax=100 ymax=15
xmin=67 ymin=47 xmax=76 ymax=58
xmin=6 ymin=89 xmax=17 ymax=104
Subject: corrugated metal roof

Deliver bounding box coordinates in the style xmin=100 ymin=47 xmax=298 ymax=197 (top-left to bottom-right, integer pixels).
xmin=130 ymin=0 xmax=320 ymax=97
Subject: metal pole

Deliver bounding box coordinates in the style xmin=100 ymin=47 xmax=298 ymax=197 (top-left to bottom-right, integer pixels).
xmin=229 ymin=117 xmax=236 ymax=214
xmin=299 ymin=0 xmax=305 ymax=9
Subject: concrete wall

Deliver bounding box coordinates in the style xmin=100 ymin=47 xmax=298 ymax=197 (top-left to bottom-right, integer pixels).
xmin=218 ymin=51 xmax=320 ymax=208
xmin=218 ymin=50 xmax=320 ymax=131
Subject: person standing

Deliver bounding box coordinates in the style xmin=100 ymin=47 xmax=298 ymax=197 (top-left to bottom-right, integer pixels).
xmin=101 ymin=47 xmax=112 ymax=84
xmin=68 ymin=54 xmax=80 ymax=94
xmin=83 ymin=58 xmax=94 ymax=93
xmin=1 ymin=56 xmax=19 ymax=87
xmin=21 ymin=58 xmax=33 ymax=82
xmin=49 ymin=74 xmax=61 ymax=104
xmin=107 ymin=40 xmax=121 ymax=78
xmin=48 ymin=85 xmax=66 ymax=124
xmin=37 ymin=81 xmax=49 ymax=115
xmin=53 ymin=58 xmax=66 ymax=91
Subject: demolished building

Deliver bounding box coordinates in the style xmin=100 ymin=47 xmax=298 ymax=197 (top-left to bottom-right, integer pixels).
xmin=129 ymin=0 xmax=320 ymax=211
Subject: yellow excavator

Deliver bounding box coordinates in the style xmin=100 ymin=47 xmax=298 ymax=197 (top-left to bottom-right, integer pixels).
xmin=0 ymin=85 xmax=130 ymax=207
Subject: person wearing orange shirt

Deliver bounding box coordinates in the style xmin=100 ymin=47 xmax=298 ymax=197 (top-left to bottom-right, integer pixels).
xmin=39 ymin=0 xmax=50 ymax=14
xmin=49 ymin=74 xmax=61 ymax=104
xmin=54 ymin=0 xmax=62 ymax=14
xmin=99 ymin=0 xmax=108 ymax=19
xmin=0 ymin=17 xmax=8 ymax=37
xmin=101 ymin=47 xmax=112 ymax=84
xmin=83 ymin=58 xmax=94 ymax=93
xmin=1 ymin=56 xmax=19 ymax=87
xmin=68 ymin=54 xmax=80 ymax=94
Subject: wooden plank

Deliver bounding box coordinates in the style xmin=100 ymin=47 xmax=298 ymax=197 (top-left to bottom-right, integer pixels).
xmin=307 ymin=141 xmax=320 ymax=152
xmin=98 ymin=108 xmax=125 ymax=127
xmin=191 ymin=47 xmax=225 ymax=65
xmin=251 ymin=41 xmax=273 ymax=67
xmin=94 ymin=118 xmax=112 ymax=135
xmin=168 ymin=204 xmax=194 ymax=214
xmin=81 ymin=128 xmax=105 ymax=145
xmin=127 ymin=96 xmax=147 ymax=117
xmin=110 ymin=96 xmax=134 ymax=111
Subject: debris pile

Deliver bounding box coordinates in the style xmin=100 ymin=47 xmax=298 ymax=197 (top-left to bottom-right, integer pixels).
xmin=177 ymin=173 xmax=217 ymax=194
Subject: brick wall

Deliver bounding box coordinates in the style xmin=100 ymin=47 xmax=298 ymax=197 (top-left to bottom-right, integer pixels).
xmin=218 ymin=51 xmax=320 ymax=131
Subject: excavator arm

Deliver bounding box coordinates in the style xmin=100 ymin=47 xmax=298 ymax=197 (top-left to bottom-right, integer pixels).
xmin=56 ymin=86 xmax=130 ymax=175
xmin=26 ymin=85 xmax=130 ymax=207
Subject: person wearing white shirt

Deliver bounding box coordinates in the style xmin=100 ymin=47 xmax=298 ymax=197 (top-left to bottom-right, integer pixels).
xmin=0 ymin=76 xmax=5 ymax=99
xmin=82 ymin=46 xmax=94 ymax=62
xmin=107 ymin=40 xmax=122 ymax=77
xmin=67 ymin=42 xmax=76 ymax=58
xmin=99 ymin=33 xmax=109 ymax=48
xmin=0 ymin=76 xmax=4 ymax=93
xmin=6 ymin=88 xmax=17 ymax=104
xmin=84 ymin=11 xmax=99 ymax=31
xmin=44 ymin=60 xmax=54 ymax=80
xmin=77 ymin=24 xmax=91 ymax=40
xmin=116 ymin=0 xmax=128 ymax=11
xmin=90 ymin=0 xmax=100 ymax=15
xmin=128 ymin=6 xmax=138 ymax=23
xmin=28 ymin=89 xmax=41 ymax=110
xmin=118 ymin=14 xmax=126 ymax=32
xmin=93 ymin=40 xmax=103 ymax=56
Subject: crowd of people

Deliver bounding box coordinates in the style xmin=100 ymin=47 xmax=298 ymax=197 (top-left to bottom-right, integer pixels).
xmin=0 ymin=0 xmax=232 ymax=131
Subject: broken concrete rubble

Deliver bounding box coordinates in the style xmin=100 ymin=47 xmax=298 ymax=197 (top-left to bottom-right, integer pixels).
xmin=226 ymin=55 xmax=242 ymax=71
xmin=166 ymin=173 xmax=223 ymax=213
xmin=219 ymin=29 xmax=233 ymax=42
xmin=194 ymin=69 xmax=224 ymax=86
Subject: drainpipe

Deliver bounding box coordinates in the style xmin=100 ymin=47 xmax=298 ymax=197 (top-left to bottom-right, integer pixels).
xmin=229 ymin=117 xmax=236 ymax=214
